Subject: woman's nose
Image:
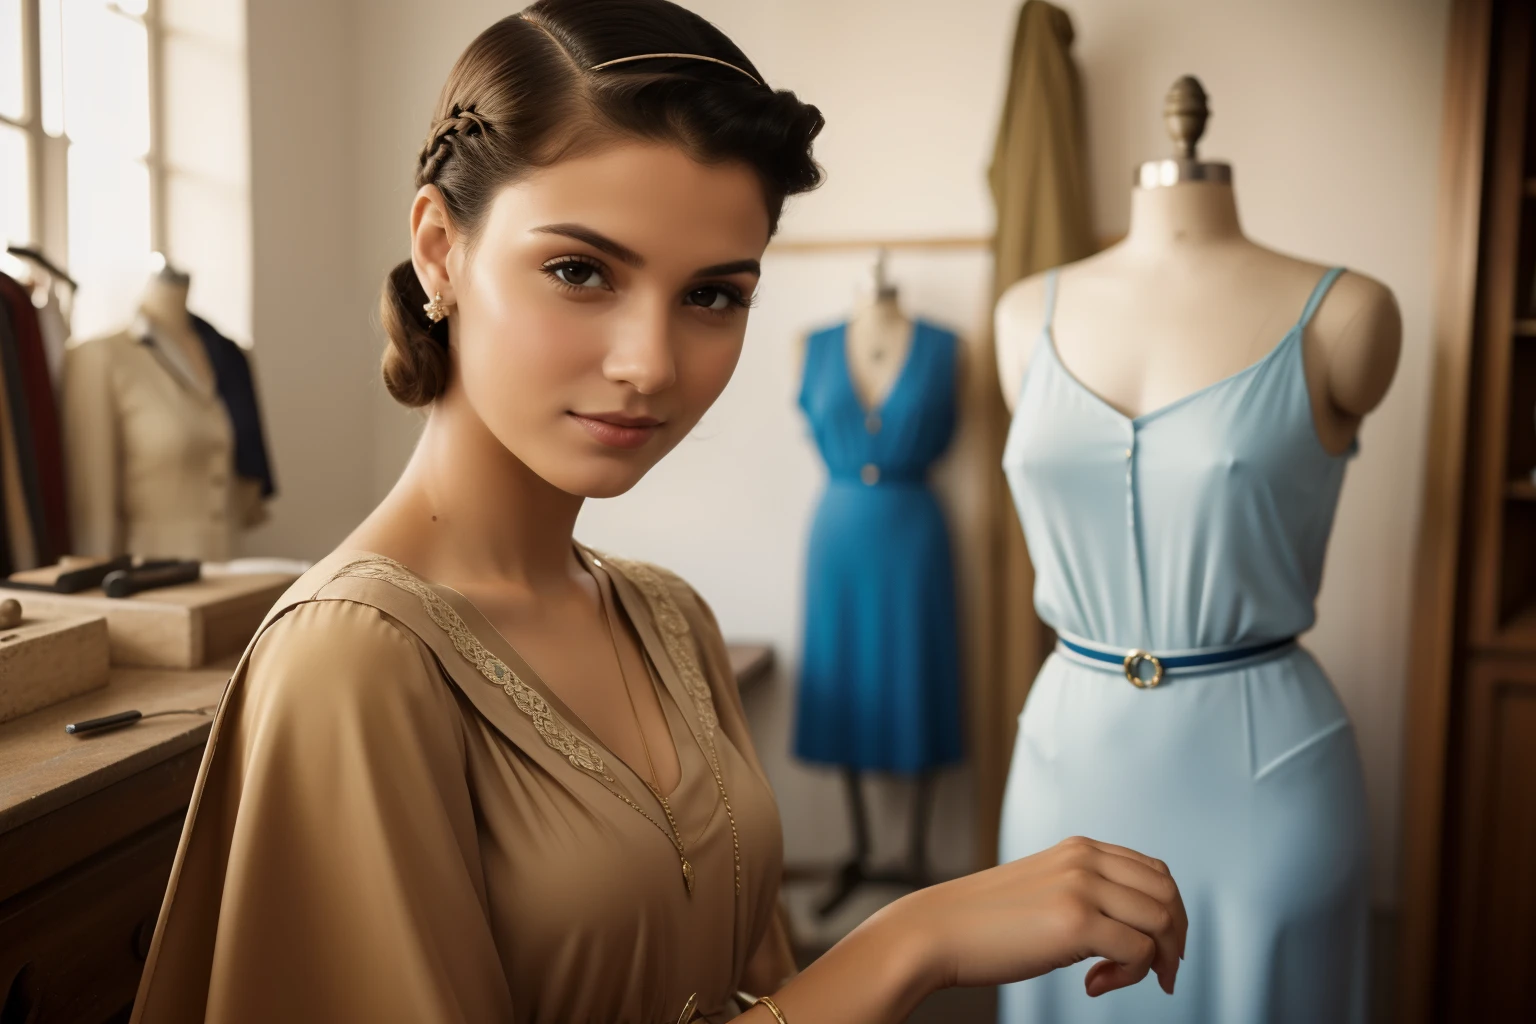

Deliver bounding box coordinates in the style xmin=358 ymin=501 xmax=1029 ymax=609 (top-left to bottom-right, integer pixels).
xmin=603 ymin=302 xmax=677 ymax=394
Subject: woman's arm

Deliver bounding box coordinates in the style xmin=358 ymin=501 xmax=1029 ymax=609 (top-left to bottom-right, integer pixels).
xmin=742 ymin=835 xmax=1187 ymax=1023
xmin=669 ymin=572 xmax=1185 ymax=1022
xmin=133 ymin=599 xmax=515 ymax=1024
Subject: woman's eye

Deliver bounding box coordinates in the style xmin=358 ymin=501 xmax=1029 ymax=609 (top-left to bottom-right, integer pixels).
xmin=685 ymin=285 xmax=744 ymax=312
xmin=545 ymin=259 xmax=609 ymax=290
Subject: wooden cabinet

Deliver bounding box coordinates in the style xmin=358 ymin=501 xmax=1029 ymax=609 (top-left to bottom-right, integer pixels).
xmin=0 ymin=664 xmax=230 ymax=1024
xmin=1443 ymin=657 xmax=1536 ymax=1018
xmin=1399 ymin=0 xmax=1536 ymax=1020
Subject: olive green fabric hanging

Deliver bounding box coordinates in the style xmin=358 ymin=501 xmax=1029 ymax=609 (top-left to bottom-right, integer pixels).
xmin=971 ymin=0 xmax=1096 ymax=867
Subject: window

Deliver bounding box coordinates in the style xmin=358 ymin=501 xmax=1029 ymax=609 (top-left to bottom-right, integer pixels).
xmin=2 ymin=0 xmax=163 ymax=333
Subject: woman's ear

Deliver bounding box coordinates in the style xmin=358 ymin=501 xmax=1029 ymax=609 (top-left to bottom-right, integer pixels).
xmin=410 ymin=185 xmax=458 ymax=307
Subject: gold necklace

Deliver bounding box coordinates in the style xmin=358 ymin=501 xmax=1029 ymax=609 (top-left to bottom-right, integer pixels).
xmin=592 ymin=561 xmax=741 ymax=900
xmin=595 ymin=568 xmax=696 ymax=893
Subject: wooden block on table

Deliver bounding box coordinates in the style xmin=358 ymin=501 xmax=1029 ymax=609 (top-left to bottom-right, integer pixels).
xmin=0 ymin=615 xmax=110 ymax=725
xmin=7 ymin=573 xmax=297 ymax=669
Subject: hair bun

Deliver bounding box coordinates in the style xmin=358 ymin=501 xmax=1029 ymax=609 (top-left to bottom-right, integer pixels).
xmin=379 ymin=260 xmax=451 ymax=407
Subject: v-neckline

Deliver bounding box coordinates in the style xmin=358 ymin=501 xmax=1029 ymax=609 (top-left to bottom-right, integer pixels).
xmin=421 ymin=545 xmax=705 ymax=804
xmin=1039 ymin=318 xmax=1300 ymax=428
xmin=839 ymin=317 xmax=921 ymax=421
xmin=135 ymin=316 xmax=218 ymax=400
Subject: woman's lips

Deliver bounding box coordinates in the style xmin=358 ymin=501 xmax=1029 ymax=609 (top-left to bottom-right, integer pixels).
xmin=569 ymin=412 xmax=662 ymax=450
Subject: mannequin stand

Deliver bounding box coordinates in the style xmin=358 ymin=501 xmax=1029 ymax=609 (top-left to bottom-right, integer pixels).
xmin=815 ymin=768 xmax=936 ymax=919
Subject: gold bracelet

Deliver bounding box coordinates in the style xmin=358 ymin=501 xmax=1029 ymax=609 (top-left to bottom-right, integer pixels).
xmin=755 ymin=995 xmax=788 ymax=1024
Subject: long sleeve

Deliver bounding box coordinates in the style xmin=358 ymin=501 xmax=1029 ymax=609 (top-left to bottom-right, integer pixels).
xmin=132 ymin=599 xmax=516 ymax=1024
xmin=59 ymin=338 xmax=122 ymax=557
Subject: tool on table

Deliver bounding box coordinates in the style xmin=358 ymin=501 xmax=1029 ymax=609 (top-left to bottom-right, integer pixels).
xmin=101 ymin=560 xmax=201 ymax=598
xmin=2 ymin=555 xmax=133 ymax=593
xmin=66 ymin=705 xmax=218 ymax=736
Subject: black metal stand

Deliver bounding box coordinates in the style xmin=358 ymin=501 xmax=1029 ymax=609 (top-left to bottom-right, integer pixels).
xmin=815 ymin=767 xmax=936 ymax=919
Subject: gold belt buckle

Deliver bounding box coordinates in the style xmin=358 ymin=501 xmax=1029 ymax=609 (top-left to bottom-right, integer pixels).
xmin=1123 ymin=650 xmax=1164 ymax=689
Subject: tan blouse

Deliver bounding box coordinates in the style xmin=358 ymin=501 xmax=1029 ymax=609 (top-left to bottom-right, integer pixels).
xmin=129 ymin=545 xmax=795 ymax=1024
xmin=61 ymin=328 xmax=265 ymax=562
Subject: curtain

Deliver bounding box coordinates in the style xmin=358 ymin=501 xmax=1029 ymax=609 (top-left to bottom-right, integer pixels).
xmin=970 ymin=0 xmax=1096 ymax=867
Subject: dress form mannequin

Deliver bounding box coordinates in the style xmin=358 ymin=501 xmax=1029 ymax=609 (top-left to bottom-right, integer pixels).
xmin=991 ymin=77 xmax=1396 ymax=1023
xmin=63 ymin=254 xmax=268 ymax=561
xmin=995 ymin=78 xmax=1401 ymax=447
xmin=793 ymin=251 xmax=964 ymax=918
xmin=138 ymin=260 xmax=216 ymax=395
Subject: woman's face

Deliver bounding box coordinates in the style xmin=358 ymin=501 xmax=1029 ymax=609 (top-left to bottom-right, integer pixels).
xmin=426 ymin=142 xmax=770 ymax=498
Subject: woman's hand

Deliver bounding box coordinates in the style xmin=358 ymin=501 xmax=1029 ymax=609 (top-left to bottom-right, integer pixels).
xmin=881 ymin=835 xmax=1188 ymax=998
xmin=757 ymin=835 xmax=1187 ymax=1024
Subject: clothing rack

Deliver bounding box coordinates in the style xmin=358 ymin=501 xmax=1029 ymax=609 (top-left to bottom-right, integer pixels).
xmin=6 ymin=246 xmax=77 ymax=290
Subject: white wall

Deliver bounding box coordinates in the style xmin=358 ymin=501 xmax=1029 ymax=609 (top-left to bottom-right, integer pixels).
xmin=161 ymin=0 xmax=251 ymax=343
xmin=239 ymin=0 xmax=376 ymax=558
xmin=248 ymin=0 xmax=1450 ymax=907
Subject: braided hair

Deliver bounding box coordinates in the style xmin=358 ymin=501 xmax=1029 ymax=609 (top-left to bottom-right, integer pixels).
xmin=417 ymin=104 xmax=492 ymax=184
xmin=379 ymin=0 xmax=824 ymax=408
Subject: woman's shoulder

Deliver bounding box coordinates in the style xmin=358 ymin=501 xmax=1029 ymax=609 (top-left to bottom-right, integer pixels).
xmin=241 ymin=582 xmax=457 ymax=735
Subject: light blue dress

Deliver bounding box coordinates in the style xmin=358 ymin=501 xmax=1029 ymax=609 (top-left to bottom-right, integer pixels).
xmin=793 ymin=319 xmax=964 ymax=774
xmin=998 ymin=267 xmax=1370 ymax=1023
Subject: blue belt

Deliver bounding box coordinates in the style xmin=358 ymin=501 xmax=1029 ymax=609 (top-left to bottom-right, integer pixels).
xmin=1054 ymin=631 xmax=1298 ymax=688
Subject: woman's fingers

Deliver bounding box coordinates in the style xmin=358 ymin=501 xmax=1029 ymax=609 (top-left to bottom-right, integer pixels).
xmin=1084 ymin=875 xmax=1181 ymax=993
xmin=1083 ymin=847 xmax=1189 ymax=962
xmin=1059 ymin=837 xmax=1188 ymax=961
xmin=1068 ymin=836 xmax=1167 ymax=876
xmin=1078 ymin=913 xmax=1158 ymax=996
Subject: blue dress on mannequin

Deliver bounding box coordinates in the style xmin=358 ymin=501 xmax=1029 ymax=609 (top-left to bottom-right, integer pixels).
xmin=998 ymin=267 xmax=1370 ymax=1023
xmin=793 ymin=319 xmax=964 ymax=775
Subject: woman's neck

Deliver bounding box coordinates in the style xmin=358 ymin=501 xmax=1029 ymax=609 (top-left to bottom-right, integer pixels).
xmin=1124 ymin=181 xmax=1246 ymax=250
xmin=371 ymin=393 xmax=586 ymax=592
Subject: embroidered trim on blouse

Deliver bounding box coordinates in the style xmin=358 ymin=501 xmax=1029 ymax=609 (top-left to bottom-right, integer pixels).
xmin=598 ymin=553 xmax=721 ymax=741
xmin=329 ymin=555 xmax=609 ymax=775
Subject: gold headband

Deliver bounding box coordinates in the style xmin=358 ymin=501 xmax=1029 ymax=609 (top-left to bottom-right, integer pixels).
xmin=588 ymin=52 xmax=761 ymax=86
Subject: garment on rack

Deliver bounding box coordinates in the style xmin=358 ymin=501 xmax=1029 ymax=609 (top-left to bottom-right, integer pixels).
xmin=997 ymin=267 xmax=1369 ymax=1023
xmin=36 ymin=285 xmax=70 ymax=392
xmin=61 ymin=323 xmax=264 ymax=561
xmin=191 ymin=315 xmax=276 ymax=500
xmin=0 ymin=335 xmax=32 ymax=575
xmin=0 ymin=272 xmax=70 ymax=564
xmin=793 ymin=319 xmax=964 ymax=774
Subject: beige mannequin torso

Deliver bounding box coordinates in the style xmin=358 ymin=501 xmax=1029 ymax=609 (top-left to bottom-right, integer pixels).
xmin=139 ymin=275 xmax=217 ymax=394
xmin=994 ymin=182 xmax=1401 ymax=454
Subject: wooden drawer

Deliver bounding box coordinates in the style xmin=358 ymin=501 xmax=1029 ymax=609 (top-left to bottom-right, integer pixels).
xmin=0 ymin=815 xmax=183 ymax=1024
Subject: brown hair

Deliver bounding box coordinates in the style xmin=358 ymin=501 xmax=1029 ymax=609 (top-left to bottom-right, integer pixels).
xmin=380 ymin=0 xmax=825 ymax=407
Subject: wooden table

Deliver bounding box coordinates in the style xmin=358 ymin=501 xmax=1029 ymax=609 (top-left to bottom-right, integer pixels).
xmin=0 ymin=642 xmax=774 ymax=1022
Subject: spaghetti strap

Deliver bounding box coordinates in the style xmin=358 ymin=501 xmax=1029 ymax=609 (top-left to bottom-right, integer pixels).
xmin=1296 ymin=267 xmax=1346 ymax=330
xmin=1043 ymin=268 xmax=1060 ymax=332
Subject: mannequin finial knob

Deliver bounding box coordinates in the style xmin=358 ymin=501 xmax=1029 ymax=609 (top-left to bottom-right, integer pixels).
xmin=1163 ymin=75 xmax=1209 ymax=160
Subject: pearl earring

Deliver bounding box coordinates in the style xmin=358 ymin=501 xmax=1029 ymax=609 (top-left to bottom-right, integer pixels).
xmin=423 ymin=292 xmax=449 ymax=323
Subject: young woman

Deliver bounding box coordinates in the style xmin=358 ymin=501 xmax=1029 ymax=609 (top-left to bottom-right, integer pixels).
xmin=129 ymin=2 xmax=1186 ymax=1021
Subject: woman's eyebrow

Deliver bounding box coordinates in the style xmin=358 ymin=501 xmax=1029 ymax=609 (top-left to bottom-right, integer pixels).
xmin=532 ymin=223 xmax=645 ymax=266
xmin=531 ymin=223 xmax=760 ymax=279
xmin=694 ymin=258 xmax=760 ymax=278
